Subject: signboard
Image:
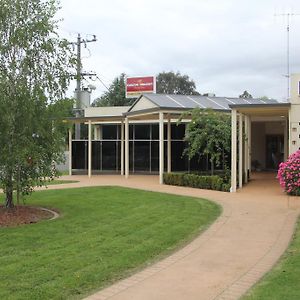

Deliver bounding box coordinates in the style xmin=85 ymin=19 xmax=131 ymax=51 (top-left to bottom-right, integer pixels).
xmin=126 ymin=76 xmax=156 ymax=98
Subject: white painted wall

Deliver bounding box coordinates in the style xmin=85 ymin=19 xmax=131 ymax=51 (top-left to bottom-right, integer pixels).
xmin=289 ymin=74 xmax=300 ymax=154
xmin=85 ymin=106 xmax=130 ymax=117
xmin=55 ymin=151 xmax=69 ymax=172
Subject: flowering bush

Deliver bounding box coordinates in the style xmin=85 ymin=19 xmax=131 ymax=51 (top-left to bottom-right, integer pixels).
xmin=277 ymin=150 xmax=300 ymax=195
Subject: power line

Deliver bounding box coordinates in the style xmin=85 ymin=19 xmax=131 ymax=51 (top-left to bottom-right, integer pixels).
xmin=96 ymin=76 xmax=110 ymax=91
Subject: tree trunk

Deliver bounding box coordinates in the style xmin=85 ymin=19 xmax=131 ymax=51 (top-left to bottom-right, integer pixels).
xmin=5 ymin=177 xmax=14 ymax=209
xmin=211 ymin=160 xmax=214 ymax=175
xmin=17 ymin=165 xmax=20 ymax=205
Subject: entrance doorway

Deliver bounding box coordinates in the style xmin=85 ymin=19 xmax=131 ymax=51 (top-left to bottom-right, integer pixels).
xmin=266 ymin=135 xmax=284 ymax=170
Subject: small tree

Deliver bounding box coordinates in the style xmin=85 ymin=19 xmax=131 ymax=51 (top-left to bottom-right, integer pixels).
xmin=239 ymin=90 xmax=253 ymax=99
xmin=0 ymin=0 xmax=75 ymax=208
xmin=182 ymin=108 xmax=231 ymax=174
xmin=156 ymin=71 xmax=199 ymax=95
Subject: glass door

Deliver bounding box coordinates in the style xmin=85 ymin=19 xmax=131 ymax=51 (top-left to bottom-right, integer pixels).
xmin=266 ymin=135 xmax=284 ymax=170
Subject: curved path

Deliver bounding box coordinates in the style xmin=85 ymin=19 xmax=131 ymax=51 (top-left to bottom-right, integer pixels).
xmin=46 ymin=173 xmax=300 ymax=300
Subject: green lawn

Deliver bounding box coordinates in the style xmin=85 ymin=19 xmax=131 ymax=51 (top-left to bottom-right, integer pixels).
xmin=243 ymin=218 xmax=300 ymax=300
xmin=0 ymin=186 xmax=220 ymax=300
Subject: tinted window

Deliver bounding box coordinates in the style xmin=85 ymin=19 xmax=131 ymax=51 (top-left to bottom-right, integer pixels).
xmin=151 ymin=142 xmax=159 ymax=171
xmin=135 ymin=125 xmax=150 ymax=140
xmin=72 ymin=141 xmax=87 ymax=169
xmin=151 ymin=124 xmax=159 ymax=140
xmin=92 ymin=141 xmax=101 ymax=170
xmin=171 ymin=141 xmax=187 ymax=171
xmin=134 ymin=141 xmax=150 ymax=171
xmin=102 ymin=141 xmax=116 ymax=170
xmin=102 ymin=125 xmax=117 ymax=140
xmin=172 ymin=124 xmax=186 ymax=140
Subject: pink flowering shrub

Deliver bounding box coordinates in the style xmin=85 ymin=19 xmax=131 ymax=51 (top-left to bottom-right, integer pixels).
xmin=277 ymin=150 xmax=300 ymax=195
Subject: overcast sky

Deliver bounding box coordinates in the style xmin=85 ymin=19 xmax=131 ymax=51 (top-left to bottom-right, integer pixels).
xmin=58 ymin=0 xmax=300 ymax=102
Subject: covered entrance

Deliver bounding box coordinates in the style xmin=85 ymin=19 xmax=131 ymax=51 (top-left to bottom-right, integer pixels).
xmin=230 ymin=103 xmax=290 ymax=192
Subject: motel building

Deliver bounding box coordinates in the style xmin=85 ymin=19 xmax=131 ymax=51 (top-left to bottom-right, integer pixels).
xmin=67 ymin=73 xmax=300 ymax=192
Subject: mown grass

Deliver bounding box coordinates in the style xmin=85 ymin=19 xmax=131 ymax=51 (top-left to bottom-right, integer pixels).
xmin=0 ymin=186 xmax=220 ymax=299
xmin=243 ymin=218 xmax=300 ymax=300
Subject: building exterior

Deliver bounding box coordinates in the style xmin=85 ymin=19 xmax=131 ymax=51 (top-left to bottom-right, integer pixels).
xmin=68 ymin=74 xmax=300 ymax=192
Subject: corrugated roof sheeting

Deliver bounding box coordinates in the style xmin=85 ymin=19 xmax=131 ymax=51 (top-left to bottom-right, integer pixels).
xmin=143 ymin=94 xmax=281 ymax=111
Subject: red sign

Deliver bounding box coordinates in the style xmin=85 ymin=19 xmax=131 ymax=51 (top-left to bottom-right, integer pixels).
xmin=126 ymin=76 xmax=156 ymax=98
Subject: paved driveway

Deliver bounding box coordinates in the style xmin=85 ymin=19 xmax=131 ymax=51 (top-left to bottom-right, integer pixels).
xmin=46 ymin=173 xmax=300 ymax=300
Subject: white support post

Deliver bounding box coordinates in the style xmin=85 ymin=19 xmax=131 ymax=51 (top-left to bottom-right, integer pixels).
xmin=239 ymin=113 xmax=243 ymax=188
xmin=68 ymin=127 xmax=72 ymax=176
xmin=288 ymin=108 xmax=291 ymax=155
xmin=167 ymin=117 xmax=171 ymax=173
xmin=93 ymin=125 xmax=98 ymax=140
xmin=244 ymin=115 xmax=248 ymax=183
xmin=99 ymin=125 xmax=103 ymax=140
xmin=121 ymin=120 xmax=124 ymax=175
xmin=88 ymin=120 xmax=92 ymax=178
xmin=125 ymin=117 xmax=129 ymax=178
xmin=159 ymin=112 xmax=164 ymax=184
xmin=231 ymin=109 xmax=237 ymax=192
xmin=248 ymin=117 xmax=252 ymax=176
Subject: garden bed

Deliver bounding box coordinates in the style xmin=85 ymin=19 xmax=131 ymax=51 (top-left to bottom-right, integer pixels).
xmin=0 ymin=205 xmax=55 ymax=227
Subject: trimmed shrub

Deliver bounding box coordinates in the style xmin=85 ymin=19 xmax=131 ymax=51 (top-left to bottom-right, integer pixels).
xmin=211 ymin=176 xmax=223 ymax=191
xmin=163 ymin=173 xmax=229 ymax=192
xmin=278 ymin=150 xmax=300 ymax=195
xmin=221 ymin=183 xmax=231 ymax=192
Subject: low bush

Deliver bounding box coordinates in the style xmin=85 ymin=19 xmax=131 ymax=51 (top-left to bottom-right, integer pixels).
xmin=163 ymin=173 xmax=230 ymax=192
xmin=278 ymin=150 xmax=300 ymax=195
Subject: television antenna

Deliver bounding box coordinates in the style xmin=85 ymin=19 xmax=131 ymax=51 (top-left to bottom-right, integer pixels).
xmin=274 ymin=12 xmax=300 ymax=100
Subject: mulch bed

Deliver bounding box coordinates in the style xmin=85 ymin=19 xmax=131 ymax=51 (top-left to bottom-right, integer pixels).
xmin=0 ymin=205 xmax=54 ymax=227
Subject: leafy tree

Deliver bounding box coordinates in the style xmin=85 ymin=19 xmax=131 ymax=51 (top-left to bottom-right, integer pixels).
xmin=182 ymin=108 xmax=231 ymax=174
xmin=259 ymin=96 xmax=272 ymax=101
xmin=0 ymin=0 xmax=75 ymax=208
xmin=92 ymin=73 xmax=134 ymax=107
xmin=156 ymin=71 xmax=199 ymax=95
xmin=239 ymin=90 xmax=253 ymax=99
xmin=48 ymin=98 xmax=75 ymax=142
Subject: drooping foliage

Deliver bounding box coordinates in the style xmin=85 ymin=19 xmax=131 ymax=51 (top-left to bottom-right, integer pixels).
xmin=182 ymin=108 xmax=231 ymax=173
xmin=0 ymin=0 xmax=75 ymax=207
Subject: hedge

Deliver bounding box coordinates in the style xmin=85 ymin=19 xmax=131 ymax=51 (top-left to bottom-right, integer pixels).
xmin=163 ymin=173 xmax=230 ymax=192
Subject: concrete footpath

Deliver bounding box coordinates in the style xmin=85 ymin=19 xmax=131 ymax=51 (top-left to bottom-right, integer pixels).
xmin=46 ymin=173 xmax=300 ymax=300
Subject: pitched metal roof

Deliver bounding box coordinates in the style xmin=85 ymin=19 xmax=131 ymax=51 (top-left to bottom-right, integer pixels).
xmin=138 ymin=94 xmax=280 ymax=111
